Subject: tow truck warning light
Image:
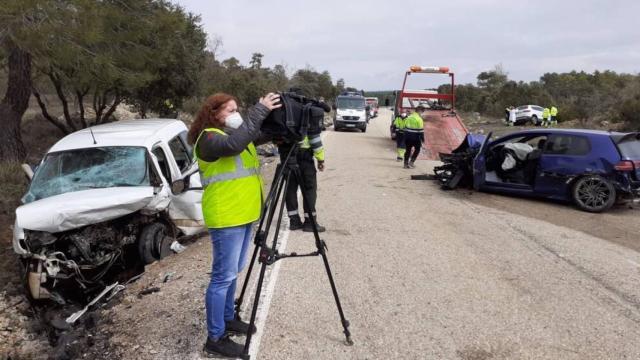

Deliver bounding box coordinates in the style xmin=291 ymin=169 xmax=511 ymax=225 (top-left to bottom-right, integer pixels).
xmin=409 ymin=66 xmax=450 ymax=74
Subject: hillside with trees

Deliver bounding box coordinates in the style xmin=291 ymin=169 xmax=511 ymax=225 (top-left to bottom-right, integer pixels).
xmin=0 ymin=0 xmax=352 ymax=164
xmin=188 ymin=49 xmax=348 ymax=112
xmin=3 ymin=2 xmax=638 ymax=166
xmin=442 ymin=66 xmax=640 ymax=130
xmin=366 ymin=66 xmax=640 ymax=131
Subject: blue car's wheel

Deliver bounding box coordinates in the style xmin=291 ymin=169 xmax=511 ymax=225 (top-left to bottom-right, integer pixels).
xmin=572 ymin=175 xmax=616 ymax=212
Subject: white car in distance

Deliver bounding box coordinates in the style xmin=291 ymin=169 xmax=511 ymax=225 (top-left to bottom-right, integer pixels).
xmin=511 ymin=105 xmax=544 ymax=126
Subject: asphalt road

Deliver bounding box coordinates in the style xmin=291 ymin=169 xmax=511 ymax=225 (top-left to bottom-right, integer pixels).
xmin=254 ymin=108 xmax=640 ymax=360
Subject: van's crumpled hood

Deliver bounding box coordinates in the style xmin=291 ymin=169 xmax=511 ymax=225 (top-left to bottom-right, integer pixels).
xmin=16 ymin=187 xmax=170 ymax=233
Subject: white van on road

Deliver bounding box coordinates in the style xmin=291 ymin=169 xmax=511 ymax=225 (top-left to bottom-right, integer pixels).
xmin=334 ymin=92 xmax=368 ymax=132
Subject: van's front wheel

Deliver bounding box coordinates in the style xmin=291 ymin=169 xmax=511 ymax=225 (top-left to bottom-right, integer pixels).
xmin=138 ymin=223 xmax=173 ymax=264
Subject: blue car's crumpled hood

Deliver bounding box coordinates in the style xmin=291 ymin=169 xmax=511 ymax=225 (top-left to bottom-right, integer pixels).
xmin=452 ymin=133 xmax=487 ymax=154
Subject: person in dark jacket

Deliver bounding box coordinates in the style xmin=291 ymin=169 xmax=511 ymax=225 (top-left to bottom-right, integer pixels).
xmin=188 ymin=92 xmax=280 ymax=359
xmin=278 ymin=131 xmax=326 ymax=232
xmin=277 ymin=89 xmax=329 ymax=232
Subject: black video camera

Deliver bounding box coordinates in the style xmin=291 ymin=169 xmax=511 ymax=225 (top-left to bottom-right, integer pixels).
xmin=261 ymin=91 xmax=330 ymax=143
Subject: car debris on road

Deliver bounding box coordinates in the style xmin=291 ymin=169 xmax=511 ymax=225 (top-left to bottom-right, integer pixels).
xmin=66 ymin=282 xmax=122 ymax=324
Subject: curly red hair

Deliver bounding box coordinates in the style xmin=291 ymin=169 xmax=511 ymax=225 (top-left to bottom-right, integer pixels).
xmin=187 ymin=93 xmax=238 ymax=145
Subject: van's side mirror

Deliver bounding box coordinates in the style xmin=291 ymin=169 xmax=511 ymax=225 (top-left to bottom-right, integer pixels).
xmin=21 ymin=164 xmax=34 ymax=181
xmin=171 ymin=179 xmax=186 ymax=194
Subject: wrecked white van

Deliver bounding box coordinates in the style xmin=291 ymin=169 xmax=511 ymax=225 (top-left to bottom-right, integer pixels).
xmin=13 ymin=119 xmax=204 ymax=303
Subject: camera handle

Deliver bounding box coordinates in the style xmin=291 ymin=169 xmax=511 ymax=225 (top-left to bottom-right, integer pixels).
xmin=299 ymin=102 xmax=312 ymax=138
xmin=235 ymin=144 xmax=353 ymax=359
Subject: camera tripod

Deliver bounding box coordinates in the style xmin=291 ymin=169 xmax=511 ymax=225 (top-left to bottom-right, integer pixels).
xmin=234 ymin=143 xmax=353 ymax=359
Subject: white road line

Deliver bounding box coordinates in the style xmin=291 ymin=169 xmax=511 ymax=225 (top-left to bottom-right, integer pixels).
xmin=627 ymin=259 xmax=640 ymax=268
xmin=247 ymin=226 xmax=290 ymax=359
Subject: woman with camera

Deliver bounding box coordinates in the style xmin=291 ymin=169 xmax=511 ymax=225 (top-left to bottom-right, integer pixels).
xmin=188 ymin=92 xmax=281 ymax=358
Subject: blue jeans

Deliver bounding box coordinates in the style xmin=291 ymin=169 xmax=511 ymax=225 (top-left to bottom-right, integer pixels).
xmin=205 ymin=223 xmax=253 ymax=340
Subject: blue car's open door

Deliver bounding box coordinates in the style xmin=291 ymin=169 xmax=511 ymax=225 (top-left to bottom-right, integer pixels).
xmin=473 ymin=132 xmax=492 ymax=190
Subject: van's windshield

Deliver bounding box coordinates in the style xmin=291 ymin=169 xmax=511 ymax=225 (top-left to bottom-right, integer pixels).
xmin=337 ymin=98 xmax=365 ymax=110
xmin=24 ymin=147 xmax=150 ymax=203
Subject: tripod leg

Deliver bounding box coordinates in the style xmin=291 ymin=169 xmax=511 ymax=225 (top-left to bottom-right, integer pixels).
xmin=318 ymin=245 xmax=353 ymax=345
xmin=242 ymin=259 xmax=268 ymax=359
xmin=243 ymin=168 xmax=291 ymax=359
xmin=236 ymin=163 xmax=288 ymax=318
xmin=234 ymin=237 xmax=260 ymax=319
xmin=292 ymin=167 xmax=354 ymax=346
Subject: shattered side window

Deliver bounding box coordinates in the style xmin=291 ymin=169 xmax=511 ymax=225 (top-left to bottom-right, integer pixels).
xmin=152 ymin=147 xmax=172 ymax=182
xmin=178 ymin=130 xmax=193 ymax=160
xmin=24 ymin=147 xmax=150 ymax=203
xmin=169 ymin=135 xmax=191 ymax=173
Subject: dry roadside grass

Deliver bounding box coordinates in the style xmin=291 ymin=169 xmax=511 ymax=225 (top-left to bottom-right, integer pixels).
xmin=0 ymin=116 xmax=65 ymax=360
xmin=0 ymin=162 xmax=28 ymax=285
xmin=0 ymin=116 xmax=62 ymax=278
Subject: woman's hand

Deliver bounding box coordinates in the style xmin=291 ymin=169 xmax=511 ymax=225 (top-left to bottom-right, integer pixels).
xmin=259 ymin=93 xmax=282 ymax=110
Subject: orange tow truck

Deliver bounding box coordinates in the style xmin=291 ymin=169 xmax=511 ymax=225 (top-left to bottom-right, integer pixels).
xmin=391 ymin=65 xmax=468 ymax=160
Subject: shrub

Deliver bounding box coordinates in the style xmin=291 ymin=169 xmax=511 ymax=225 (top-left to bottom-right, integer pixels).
xmin=0 ymin=162 xmax=28 ymax=215
xmin=619 ymin=96 xmax=640 ymax=130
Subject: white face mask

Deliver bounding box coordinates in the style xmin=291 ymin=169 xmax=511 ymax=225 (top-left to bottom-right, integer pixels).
xmin=224 ymin=112 xmax=243 ymax=129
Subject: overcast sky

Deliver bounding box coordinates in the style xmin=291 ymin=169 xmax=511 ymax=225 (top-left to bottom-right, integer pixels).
xmin=175 ymin=0 xmax=640 ymax=91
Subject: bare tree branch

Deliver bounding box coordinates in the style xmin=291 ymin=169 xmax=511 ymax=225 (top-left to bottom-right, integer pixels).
xmin=92 ymin=88 xmax=99 ymax=123
xmin=32 ymin=85 xmax=69 ymax=135
xmin=75 ymin=88 xmax=88 ymax=128
xmin=101 ymin=90 xmax=121 ymax=124
xmin=207 ymin=34 xmax=224 ymax=60
xmin=49 ymin=72 xmax=77 ymax=132
xmin=94 ymin=91 xmax=107 ymax=125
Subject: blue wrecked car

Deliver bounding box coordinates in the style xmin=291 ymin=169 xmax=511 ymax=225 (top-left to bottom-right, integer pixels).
xmin=434 ymin=129 xmax=640 ymax=212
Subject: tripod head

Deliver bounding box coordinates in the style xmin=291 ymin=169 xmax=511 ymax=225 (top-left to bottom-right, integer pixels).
xmin=277 ymin=141 xmax=301 ymax=169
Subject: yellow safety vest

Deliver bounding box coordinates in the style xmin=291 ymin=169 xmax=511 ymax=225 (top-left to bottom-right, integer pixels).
xmin=299 ymin=135 xmax=325 ymax=161
xmin=550 ymin=107 xmax=558 ymax=116
xmin=404 ymin=112 xmax=424 ymax=132
xmin=393 ymin=116 xmax=406 ymax=130
xmin=542 ymin=108 xmax=550 ymax=119
xmin=195 ymin=128 xmax=263 ymax=228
